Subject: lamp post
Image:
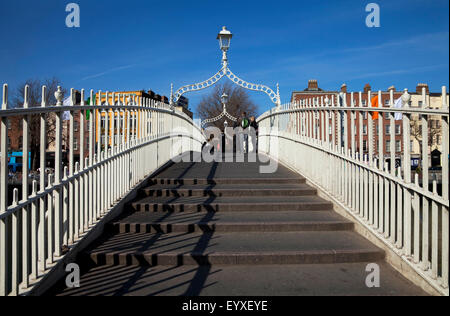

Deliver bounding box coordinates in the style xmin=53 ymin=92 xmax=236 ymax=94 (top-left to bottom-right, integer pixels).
xmin=217 ymin=26 xmax=232 ymax=67
xmin=170 ymin=27 xmax=281 ymax=108
xmin=221 ymin=93 xmax=228 ymax=112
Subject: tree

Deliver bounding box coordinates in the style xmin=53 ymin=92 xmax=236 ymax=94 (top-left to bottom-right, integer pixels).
xmin=196 ymin=82 xmax=258 ymax=129
xmin=410 ymin=117 xmax=441 ymax=152
xmin=12 ymin=78 xmax=67 ymax=170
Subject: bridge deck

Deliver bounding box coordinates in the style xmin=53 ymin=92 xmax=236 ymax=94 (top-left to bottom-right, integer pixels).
xmin=47 ymin=155 xmax=427 ymax=296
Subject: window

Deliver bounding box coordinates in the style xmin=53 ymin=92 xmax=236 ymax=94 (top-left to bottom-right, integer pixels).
xmin=395 ymin=124 xmax=401 ymax=135
xmin=385 ymin=125 xmax=391 ymax=135
xmin=376 ymin=125 xmax=379 ymax=135
xmin=418 ymin=101 xmax=423 ymax=107
xmin=396 ymin=140 xmax=401 ymax=152
xmin=74 ymin=139 xmax=78 ymax=151
xmin=101 ymin=115 xmax=106 ymax=129
xmin=7 ymin=120 xmax=11 ymax=130
xmin=362 ymin=125 xmax=367 ymax=135
xmin=74 ymin=121 xmax=79 ymax=131
xmin=362 ymin=100 xmax=367 ymax=106
xmin=410 ymin=141 xmax=414 ymax=153
xmin=18 ymin=138 xmax=23 ymax=150
xmin=385 ymin=99 xmax=390 ymax=106
xmin=386 ymin=140 xmax=391 ymax=153
xmin=86 ymin=137 xmax=89 ymax=149
xmin=363 ymin=140 xmax=368 ymax=152
xmin=7 ymin=137 xmax=11 ymax=150
xmin=363 ymin=112 xmax=368 ymax=120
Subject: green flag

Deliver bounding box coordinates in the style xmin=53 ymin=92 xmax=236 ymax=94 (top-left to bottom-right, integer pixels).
xmin=86 ymin=95 xmax=95 ymax=120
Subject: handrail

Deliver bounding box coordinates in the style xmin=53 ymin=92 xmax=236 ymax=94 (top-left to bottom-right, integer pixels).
xmin=0 ymin=83 xmax=205 ymax=296
xmin=257 ymin=87 xmax=449 ymax=295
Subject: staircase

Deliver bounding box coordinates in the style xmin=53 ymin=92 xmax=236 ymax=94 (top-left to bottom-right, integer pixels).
xmin=48 ymin=157 xmax=426 ymax=296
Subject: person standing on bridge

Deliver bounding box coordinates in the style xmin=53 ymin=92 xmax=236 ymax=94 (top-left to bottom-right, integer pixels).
xmin=249 ymin=116 xmax=258 ymax=153
xmin=238 ymin=111 xmax=250 ymax=153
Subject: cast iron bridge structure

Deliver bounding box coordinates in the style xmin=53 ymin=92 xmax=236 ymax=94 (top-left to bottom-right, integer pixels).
xmin=0 ymin=83 xmax=448 ymax=296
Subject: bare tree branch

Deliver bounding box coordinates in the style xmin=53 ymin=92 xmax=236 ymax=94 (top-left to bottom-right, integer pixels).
xmin=12 ymin=78 xmax=67 ymax=170
xmin=196 ymin=82 xmax=258 ymax=129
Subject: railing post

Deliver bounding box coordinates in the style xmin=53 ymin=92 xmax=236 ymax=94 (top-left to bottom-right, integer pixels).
xmin=0 ymin=84 xmax=9 ymax=296
xmin=38 ymin=86 xmax=47 ymax=275
xmin=402 ymin=89 xmax=412 ymax=256
xmin=11 ymin=189 xmax=19 ymax=295
xmin=68 ymin=89 xmax=75 ymax=244
xmin=440 ymin=86 xmax=449 ymax=288
xmin=54 ymin=86 xmax=63 ymax=259
xmin=420 ymin=86 xmax=430 ymax=269
xmin=21 ymin=85 xmax=31 ymax=288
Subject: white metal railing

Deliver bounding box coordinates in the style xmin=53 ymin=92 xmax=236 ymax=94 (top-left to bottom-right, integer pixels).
xmin=258 ymin=87 xmax=449 ymax=295
xmin=0 ymin=84 xmax=204 ymax=296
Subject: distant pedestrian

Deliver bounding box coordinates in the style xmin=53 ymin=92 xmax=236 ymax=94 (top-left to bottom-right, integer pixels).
xmin=202 ymin=134 xmax=215 ymax=155
xmin=238 ymin=111 xmax=250 ymax=153
xmin=249 ymin=116 xmax=258 ymax=153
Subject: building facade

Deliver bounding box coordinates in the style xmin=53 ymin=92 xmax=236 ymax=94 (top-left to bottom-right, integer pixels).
xmin=291 ymin=80 xmax=448 ymax=168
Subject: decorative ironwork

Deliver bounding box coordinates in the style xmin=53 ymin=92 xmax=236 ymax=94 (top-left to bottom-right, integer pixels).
xmin=201 ymin=108 xmax=238 ymax=127
xmin=201 ymin=93 xmax=238 ymax=127
xmin=170 ymin=27 xmax=281 ymax=108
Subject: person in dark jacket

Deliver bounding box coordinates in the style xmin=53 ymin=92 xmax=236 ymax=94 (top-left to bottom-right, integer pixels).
xmin=237 ymin=112 xmax=249 ymax=153
xmin=249 ymin=116 xmax=258 ymax=153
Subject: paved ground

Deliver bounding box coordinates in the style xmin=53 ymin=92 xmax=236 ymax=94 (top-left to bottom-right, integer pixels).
xmin=47 ymin=154 xmax=427 ymax=296
xmin=50 ymin=263 xmax=426 ymax=296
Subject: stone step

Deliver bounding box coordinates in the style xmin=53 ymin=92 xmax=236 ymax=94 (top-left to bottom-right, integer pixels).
xmin=50 ymin=262 xmax=427 ymax=296
xmin=149 ymin=177 xmax=306 ymax=186
xmin=141 ymin=183 xmax=317 ymax=197
xmin=108 ymin=211 xmax=354 ymax=233
xmin=130 ymin=195 xmax=334 ymax=212
xmin=84 ymin=231 xmax=384 ymax=267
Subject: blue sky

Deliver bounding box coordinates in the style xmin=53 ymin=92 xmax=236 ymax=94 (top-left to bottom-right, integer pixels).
xmin=0 ymin=0 xmax=448 ymax=116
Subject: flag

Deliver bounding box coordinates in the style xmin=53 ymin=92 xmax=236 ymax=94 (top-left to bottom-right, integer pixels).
xmin=62 ymin=97 xmax=71 ymax=121
xmin=85 ymin=95 xmax=95 ymax=120
xmin=394 ymin=97 xmax=403 ymax=121
xmin=371 ymin=96 xmax=379 ymax=120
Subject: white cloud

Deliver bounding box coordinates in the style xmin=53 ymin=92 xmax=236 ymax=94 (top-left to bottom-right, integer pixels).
xmin=81 ymin=64 xmax=136 ymax=81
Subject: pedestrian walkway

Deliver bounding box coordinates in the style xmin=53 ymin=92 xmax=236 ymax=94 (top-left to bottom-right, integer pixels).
xmin=47 ymin=155 xmax=426 ymax=296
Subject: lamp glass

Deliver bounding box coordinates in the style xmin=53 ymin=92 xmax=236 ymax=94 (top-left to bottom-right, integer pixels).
xmin=220 ymin=36 xmax=231 ymax=50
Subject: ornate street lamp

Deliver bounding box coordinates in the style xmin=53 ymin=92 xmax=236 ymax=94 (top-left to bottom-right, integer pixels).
xmin=221 ymin=93 xmax=228 ymax=110
xmin=201 ymin=92 xmax=237 ymax=127
xmin=217 ymin=26 xmax=232 ymax=66
xmin=170 ymin=26 xmax=281 ymax=110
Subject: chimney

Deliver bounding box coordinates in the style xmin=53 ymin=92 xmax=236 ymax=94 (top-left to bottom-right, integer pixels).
xmin=308 ymin=79 xmax=318 ymax=91
xmin=363 ymin=83 xmax=371 ymax=93
xmin=340 ymin=83 xmax=347 ymax=93
xmin=416 ymin=83 xmax=429 ymax=94
xmin=388 ymin=85 xmax=396 ymax=92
